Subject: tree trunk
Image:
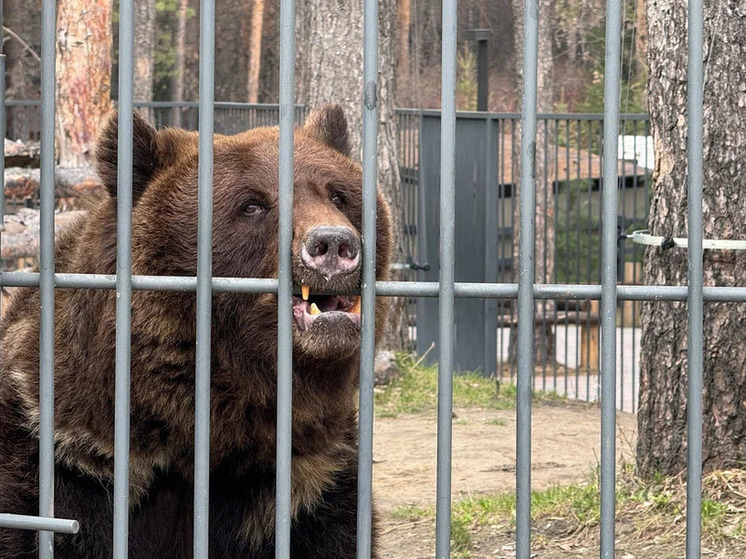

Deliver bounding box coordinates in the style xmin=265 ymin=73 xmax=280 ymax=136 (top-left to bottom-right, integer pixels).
xmin=397 ymin=0 xmax=410 ymax=85
xmin=508 ymin=0 xmax=556 ymax=365
xmin=296 ymin=0 xmax=409 ymax=351
xmin=636 ymin=0 xmax=746 ymax=477
xmin=171 ymin=0 xmax=189 ymax=127
xmin=246 ymin=0 xmax=264 ymax=103
xmin=4 ymin=0 xmax=42 ymax=139
xmin=134 ymin=0 xmax=155 ymax=121
xmin=55 ymin=0 xmax=113 ymax=167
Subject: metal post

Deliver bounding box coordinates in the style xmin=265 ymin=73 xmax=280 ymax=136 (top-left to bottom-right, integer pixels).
xmin=0 ymin=54 xmax=6 ymax=227
xmin=275 ymin=0 xmax=295 ymax=556
xmin=358 ymin=0 xmax=378 ymax=555
xmin=113 ymin=0 xmax=135 ymax=555
xmin=436 ymin=0 xmax=457 ymax=556
xmin=600 ymin=0 xmax=623 ymax=555
xmin=516 ymin=0 xmax=539 ymax=555
xmin=465 ymin=29 xmax=490 ymax=111
xmin=685 ymin=0 xmax=704 ymax=556
xmin=38 ymin=0 xmax=57 ymax=555
xmin=193 ymin=0 xmax=215 ymax=555
xmin=483 ymin=117 xmax=498 ymax=377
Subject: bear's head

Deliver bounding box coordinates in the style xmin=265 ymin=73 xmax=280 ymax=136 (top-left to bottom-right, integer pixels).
xmin=94 ymin=106 xmax=392 ymax=364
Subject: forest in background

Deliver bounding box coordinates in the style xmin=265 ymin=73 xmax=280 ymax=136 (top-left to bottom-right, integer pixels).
xmin=3 ymin=0 xmax=647 ymax=114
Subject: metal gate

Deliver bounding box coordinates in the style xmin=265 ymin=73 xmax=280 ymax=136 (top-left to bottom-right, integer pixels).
xmin=0 ymin=0 xmax=727 ymax=559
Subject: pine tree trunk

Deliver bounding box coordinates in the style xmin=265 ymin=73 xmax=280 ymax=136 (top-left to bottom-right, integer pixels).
xmin=172 ymin=0 xmax=189 ymax=127
xmin=508 ymin=0 xmax=556 ymax=365
xmin=636 ymin=0 xmax=746 ymax=477
xmin=397 ymin=0 xmax=410 ymax=85
xmin=296 ymin=0 xmax=409 ymax=351
xmin=55 ymin=0 xmax=113 ymax=167
xmin=134 ymin=0 xmax=155 ymax=121
xmin=246 ymin=0 xmax=264 ymax=104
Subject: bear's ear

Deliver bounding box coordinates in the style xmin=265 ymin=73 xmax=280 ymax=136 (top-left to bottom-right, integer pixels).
xmin=302 ymin=105 xmax=351 ymax=157
xmin=95 ymin=111 xmax=164 ymax=204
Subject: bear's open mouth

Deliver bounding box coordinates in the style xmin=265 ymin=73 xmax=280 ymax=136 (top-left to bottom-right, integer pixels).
xmin=292 ymin=285 xmax=361 ymax=331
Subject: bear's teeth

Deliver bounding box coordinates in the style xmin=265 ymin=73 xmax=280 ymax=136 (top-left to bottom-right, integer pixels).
xmin=310 ymin=302 xmax=322 ymax=315
xmin=302 ymin=284 xmax=310 ymax=301
xmin=349 ymin=297 xmax=361 ymax=314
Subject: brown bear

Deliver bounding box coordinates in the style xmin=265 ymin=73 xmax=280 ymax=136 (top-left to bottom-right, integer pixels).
xmin=0 ymin=105 xmax=392 ymax=558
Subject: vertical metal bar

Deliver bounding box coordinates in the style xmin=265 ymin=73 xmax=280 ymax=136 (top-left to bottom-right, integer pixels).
xmin=516 ymin=0 xmax=539 ymax=555
xmin=275 ymin=0 xmax=295 ymax=556
xmin=600 ymin=0 xmax=623 ymax=555
xmin=357 ymin=0 xmax=378 ymax=555
xmin=38 ymin=0 xmax=56 ymax=555
xmin=484 ymin=117 xmax=498 ymax=378
xmin=113 ymin=0 xmax=135 ymax=555
xmin=436 ymin=0 xmax=457 ymax=556
xmin=193 ymin=0 xmax=215 ymax=555
xmin=0 ymin=54 xmax=6 ymax=226
xmin=686 ymin=0 xmax=704 ymax=555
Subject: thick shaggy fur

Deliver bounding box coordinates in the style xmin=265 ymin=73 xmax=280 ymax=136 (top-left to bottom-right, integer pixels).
xmin=0 ymin=106 xmax=392 ymax=558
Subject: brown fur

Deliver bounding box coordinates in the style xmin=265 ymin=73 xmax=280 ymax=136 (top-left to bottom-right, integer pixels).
xmin=0 ymin=105 xmax=391 ymax=558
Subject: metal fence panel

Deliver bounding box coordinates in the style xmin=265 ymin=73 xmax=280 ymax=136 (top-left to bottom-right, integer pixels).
xmin=0 ymin=0 xmax=715 ymax=558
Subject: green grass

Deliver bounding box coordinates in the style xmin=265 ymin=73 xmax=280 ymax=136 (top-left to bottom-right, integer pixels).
xmin=390 ymin=466 xmax=746 ymax=556
xmin=375 ymin=353 xmax=564 ymax=417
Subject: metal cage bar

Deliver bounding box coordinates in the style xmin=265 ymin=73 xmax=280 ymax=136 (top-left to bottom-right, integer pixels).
xmin=112 ymin=0 xmax=135 ymax=555
xmin=38 ymin=0 xmax=57 ymax=555
xmin=275 ymin=0 xmax=296 ymax=556
xmin=686 ymin=0 xmax=705 ymax=556
xmin=516 ymin=0 xmax=539 ymax=555
xmin=357 ymin=0 xmax=378 ymax=556
xmin=193 ymin=0 xmax=216 ymax=555
xmin=599 ymin=0 xmax=623 ymax=556
xmin=435 ymin=0 xmax=457 ymax=557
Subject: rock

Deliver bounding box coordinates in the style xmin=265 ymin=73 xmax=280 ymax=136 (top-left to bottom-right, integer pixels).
xmin=374 ymin=350 xmax=400 ymax=386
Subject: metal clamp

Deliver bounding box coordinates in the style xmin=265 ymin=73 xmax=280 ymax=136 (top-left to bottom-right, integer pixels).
xmin=628 ymin=230 xmax=746 ymax=250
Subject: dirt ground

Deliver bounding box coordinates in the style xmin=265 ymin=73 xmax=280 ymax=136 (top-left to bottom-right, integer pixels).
xmin=372 ymin=402 xmax=744 ymax=558
xmin=373 ymin=402 xmax=636 ymax=511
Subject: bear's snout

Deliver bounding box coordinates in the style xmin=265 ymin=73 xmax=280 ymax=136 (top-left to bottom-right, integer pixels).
xmin=300 ymin=226 xmax=361 ymax=280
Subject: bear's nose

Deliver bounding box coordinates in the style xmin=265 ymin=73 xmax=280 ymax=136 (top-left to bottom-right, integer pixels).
xmin=301 ymin=226 xmax=360 ymax=280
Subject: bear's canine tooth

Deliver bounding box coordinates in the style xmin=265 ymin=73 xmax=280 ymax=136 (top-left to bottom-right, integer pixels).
xmin=349 ymin=297 xmax=361 ymax=314
xmin=302 ymin=284 xmax=310 ymax=301
xmin=310 ymin=302 xmax=322 ymax=315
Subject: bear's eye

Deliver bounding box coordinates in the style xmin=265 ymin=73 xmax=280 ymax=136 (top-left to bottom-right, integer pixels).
xmin=330 ymin=192 xmax=344 ymax=206
xmin=241 ymin=201 xmax=266 ymax=216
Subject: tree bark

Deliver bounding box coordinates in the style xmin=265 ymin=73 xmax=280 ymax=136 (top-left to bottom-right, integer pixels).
xmin=134 ymin=0 xmax=155 ymax=122
xmin=55 ymin=0 xmax=113 ymax=167
xmin=508 ymin=0 xmax=556 ymax=365
xmin=246 ymin=0 xmax=264 ymax=103
xmin=636 ymin=0 xmax=746 ymax=477
xmin=134 ymin=0 xmax=155 ymax=101
xmin=296 ymin=0 xmax=409 ymax=351
xmin=397 ymin=0 xmax=411 ymax=86
xmin=171 ymin=0 xmax=189 ymax=127
xmin=3 ymin=0 xmax=41 ymax=138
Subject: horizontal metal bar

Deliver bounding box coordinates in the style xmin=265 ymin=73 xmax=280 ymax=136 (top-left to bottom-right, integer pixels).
xmin=4 ymin=100 xmax=43 ymax=107
xmin=394 ymin=107 xmax=650 ymax=121
xmin=130 ymin=101 xmax=304 ymax=110
xmin=0 ymin=514 xmax=79 ymax=534
xmin=11 ymin=99 xmax=650 ymax=123
xmin=2 ymin=273 xmax=745 ymax=301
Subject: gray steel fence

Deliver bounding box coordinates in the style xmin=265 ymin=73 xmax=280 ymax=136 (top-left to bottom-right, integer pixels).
xmin=0 ymin=0 xmax=726 ymax=558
